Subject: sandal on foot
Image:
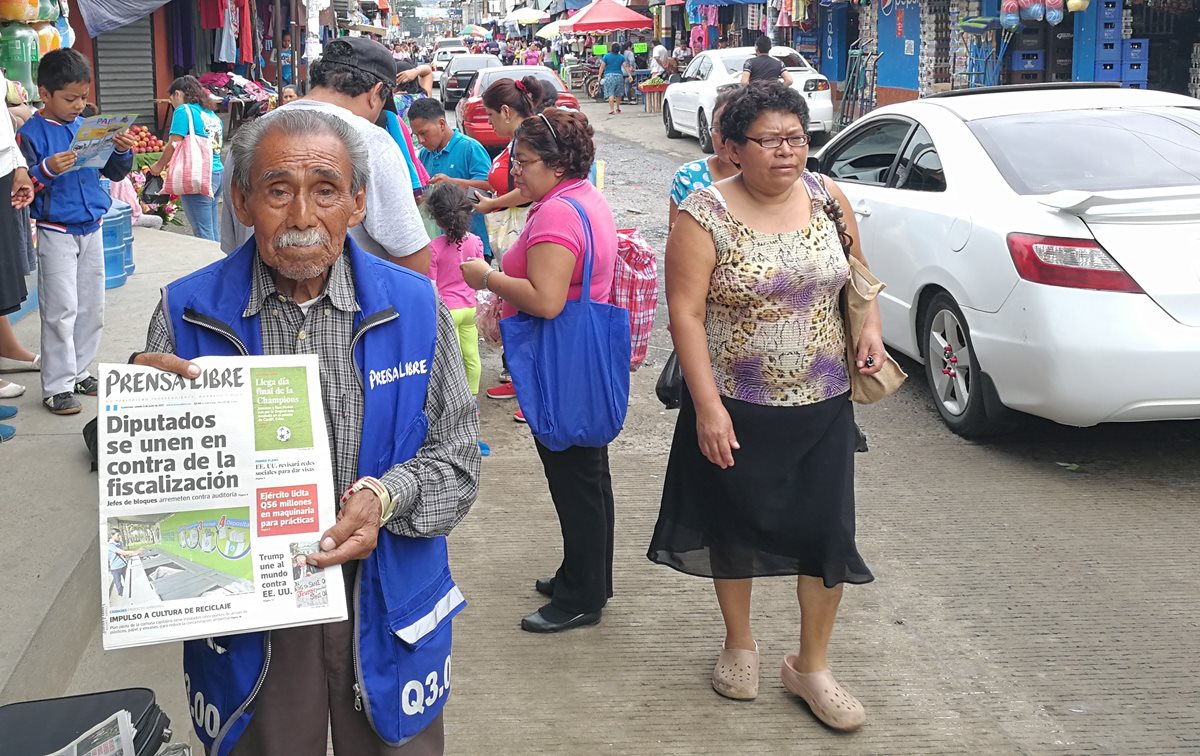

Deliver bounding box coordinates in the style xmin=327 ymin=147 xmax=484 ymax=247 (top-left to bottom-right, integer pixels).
xmin=781 ymin=656 xmax=865 ymax=731
xmin=712 ymin=643 xmax=758 ymax=700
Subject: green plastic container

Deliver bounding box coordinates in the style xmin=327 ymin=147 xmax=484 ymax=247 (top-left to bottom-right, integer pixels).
xmin=0 ymin=22 xmax=38 ymax=96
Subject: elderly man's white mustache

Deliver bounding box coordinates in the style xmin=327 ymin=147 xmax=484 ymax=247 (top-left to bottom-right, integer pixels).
xmin=274 ymin=229 xmax=330 ymax=249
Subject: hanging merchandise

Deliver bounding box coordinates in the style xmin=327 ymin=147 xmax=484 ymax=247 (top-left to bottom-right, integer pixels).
xmin=1018 ymin=0 xmax=1045 ymax=23
xmin=32 ymin=20 xmax=58 ymax=55
xmin=0 ymin=21 xmax=38 ymax=95
xmin=1066 ymin=0 xmax=1089 ymax=10
xmin=1045 ymin=0 xmax=1064 ymax=24
xmin=35 ymin=0 xmax=55 ymax=20
xmin=55 ymin=0 xmax=72 ymax=48
xmin=1001 ymin=0 xmax=1020 ymax=28
xmin=0 ymin=0 xmax=36 ymax=22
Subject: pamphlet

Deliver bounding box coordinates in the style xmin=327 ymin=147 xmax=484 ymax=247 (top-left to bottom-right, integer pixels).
xmin=97 ymin=354 xmax=346 ymax=650
xmin=43 ymin=709 xmax=135 ymax=756
xmin=68 ymin=114 xmax=138 ymax=171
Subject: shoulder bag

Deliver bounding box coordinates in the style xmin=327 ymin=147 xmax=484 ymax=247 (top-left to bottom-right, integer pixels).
xmin=809 ymin=172 xmax=907 ymax=404
xmin=499 ymin=196 xmax=632 ymax=451
xmin=162 ymin=105 xmax=214 ymax=197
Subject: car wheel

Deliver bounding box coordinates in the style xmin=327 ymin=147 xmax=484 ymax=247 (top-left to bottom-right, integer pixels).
xmin=664 ymin=103 xmax=681 ymax=138
xmin=921 ymin=292 xmax=997 ymax=437
xmin=698 ymin=111 xmax=714 ymax=154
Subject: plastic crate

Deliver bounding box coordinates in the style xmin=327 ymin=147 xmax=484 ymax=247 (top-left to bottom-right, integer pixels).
xmin=1122 ymin=38 xmax=1148 ymax=62
xmin=1123 ymin=60 xmax=1148 ymax=81
xmin=1011 ymin=50 xmax=1045 ymax=71
xmin=1098 ymin=0 xmax=1121 ymax=21
xmin=1014 ymin=26 xmax=1045 ymax=50
xmin=1121 ymin=80 xmax=1146 ymax=89
xmin=1094 ymin=61 xmax=1121 ymax=81
xmin=1098 ymin=20 xmax=1120 ymax=43
xmin=1096 ymin=40 xmax=1122 ymax=61
xmin=1015 ymin=71 xmax=1046 ymax=83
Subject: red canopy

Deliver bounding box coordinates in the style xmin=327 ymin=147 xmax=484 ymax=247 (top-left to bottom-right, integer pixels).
xmin=560 ymin=0 xmax=653 ymax=33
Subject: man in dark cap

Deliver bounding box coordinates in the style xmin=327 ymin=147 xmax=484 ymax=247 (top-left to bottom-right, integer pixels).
xmin=220 ymin=37 xmax=431 ymax=274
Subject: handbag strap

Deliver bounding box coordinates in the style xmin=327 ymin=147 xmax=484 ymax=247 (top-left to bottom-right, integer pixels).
xmin=806 ymin=171 xmax=853 ymax=259
xmin=558 ymin=195 xmax=595 ymax=305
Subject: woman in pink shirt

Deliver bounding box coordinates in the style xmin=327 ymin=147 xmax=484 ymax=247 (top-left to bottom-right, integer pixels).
xmin=461 ymin=108 xmax=619 ymax=635
xmin=424 ymin=182 xmax=484 ymax=395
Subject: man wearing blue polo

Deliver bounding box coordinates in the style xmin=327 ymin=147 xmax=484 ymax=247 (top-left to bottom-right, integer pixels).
xmin=407 ymin=98 xmax=494 ymax=261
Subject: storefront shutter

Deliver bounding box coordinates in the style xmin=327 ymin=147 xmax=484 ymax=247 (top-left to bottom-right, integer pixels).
xmin=93 ymin=17 xmax=156 ymax=125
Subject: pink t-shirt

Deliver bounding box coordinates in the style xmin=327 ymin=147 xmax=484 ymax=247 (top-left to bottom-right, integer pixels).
xmin=501 ymin=179 xmax=616 ymax=319
xmin=428 ymin=232 xmax=484 ymax=310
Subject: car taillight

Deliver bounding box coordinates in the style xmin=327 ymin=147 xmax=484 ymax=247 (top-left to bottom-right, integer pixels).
xmin=447 ymin=77 xmax=458 ymax=87
xmin=803 ymin=79 xmax=830 ymax=92
xmin=1006 ymin=233 xmax=1143 ymax=293
xmin=466 ymin=102 xmax=489 ymax=124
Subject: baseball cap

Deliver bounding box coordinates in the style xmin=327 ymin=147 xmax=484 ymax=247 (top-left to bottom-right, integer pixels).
xmin=320 ymin=37 xmax=397 ymax=112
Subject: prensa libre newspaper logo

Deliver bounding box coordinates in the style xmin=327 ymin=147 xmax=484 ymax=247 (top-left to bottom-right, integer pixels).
xmin=369 ymin=359 xmax=429 ymax=390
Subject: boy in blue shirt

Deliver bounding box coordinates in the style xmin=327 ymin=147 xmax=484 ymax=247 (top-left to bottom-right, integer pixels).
xmin=19 ymin=49 xmax=136 ymax=415
xmin=407 ymin=97 xmax=494 ymax=262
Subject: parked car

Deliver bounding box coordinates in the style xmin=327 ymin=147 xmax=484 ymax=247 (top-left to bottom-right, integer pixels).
xmin=433 ymin=37 xmax=466 ymax=51
xmin=663 ymin=46 xmax=833 ymax=153
xmin=809 ymin=83 xmax=1200 ymax=436
xmin=442 ymin=54 xmax=502 ymax=108
xmin=455 ymin=66 xmax=580 ymax=150
xmin=432 ymin=46 xmax=469 ymax=86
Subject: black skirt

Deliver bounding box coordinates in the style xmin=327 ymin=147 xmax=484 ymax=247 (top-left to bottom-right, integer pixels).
xmin=647 ymin=388 xmax=874 ymax=587
xmin=0 ymin=171 xmax=27 ymax=316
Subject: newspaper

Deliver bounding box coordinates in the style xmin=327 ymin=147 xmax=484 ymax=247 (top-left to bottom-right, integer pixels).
xmin=98 ymin=355 xmax=346 ymax=650
xmin=68 ymin=114 xmax=138 ymax=171
xmin=44 ymin=709 xmax=135 ymax=756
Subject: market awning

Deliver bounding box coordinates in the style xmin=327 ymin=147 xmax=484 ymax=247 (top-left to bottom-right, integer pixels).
xmin=559 ymin=0 xmax=652 ymax=34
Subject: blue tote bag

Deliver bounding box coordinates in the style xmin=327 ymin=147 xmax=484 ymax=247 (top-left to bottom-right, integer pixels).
xmin=500 ymin=196 xmax=632 ymax=452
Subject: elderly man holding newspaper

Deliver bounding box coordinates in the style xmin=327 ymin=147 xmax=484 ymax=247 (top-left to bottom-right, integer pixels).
xmin=130 ymin=108 xmax=480 ymax=755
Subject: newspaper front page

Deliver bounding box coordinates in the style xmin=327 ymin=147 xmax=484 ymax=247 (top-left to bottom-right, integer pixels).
xmin=98 ymin=355 xmax=346 ymax=650
xmin=43 ymin=709 xmax=135 ymax=756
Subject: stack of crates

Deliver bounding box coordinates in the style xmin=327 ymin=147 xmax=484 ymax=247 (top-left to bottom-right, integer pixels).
xmin=1010 ymin=25 xmax=1045 ymax=84
xmin=1121 ymin=38 xmax=1149 ymax=88
xmin=1093 ymin=0 xmax=1123 ymax=82
xmin=1048 ymin=28 xmax=1074 ymax=82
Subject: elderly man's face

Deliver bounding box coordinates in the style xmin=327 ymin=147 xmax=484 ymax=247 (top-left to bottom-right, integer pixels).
xmin=231 ymin=130 xmax=365 ymax=281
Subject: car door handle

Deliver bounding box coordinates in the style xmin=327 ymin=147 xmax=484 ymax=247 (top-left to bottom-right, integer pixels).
xmin=854 ymin=203 xmax=872 ymax=218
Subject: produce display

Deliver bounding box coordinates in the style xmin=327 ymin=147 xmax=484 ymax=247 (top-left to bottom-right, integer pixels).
xmin=127 ymin=124 xmax=163 ymax=154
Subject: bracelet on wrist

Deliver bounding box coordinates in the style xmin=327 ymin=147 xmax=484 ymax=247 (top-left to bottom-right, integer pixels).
xmin=482 ymin=269 xmax=493 ymax=291
xmin=342 ymin=476 xmax=395 ymax=526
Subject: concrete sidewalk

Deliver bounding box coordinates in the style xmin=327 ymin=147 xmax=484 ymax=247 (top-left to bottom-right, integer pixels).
xmin=0 ymin=228 xmax=219 ymax=747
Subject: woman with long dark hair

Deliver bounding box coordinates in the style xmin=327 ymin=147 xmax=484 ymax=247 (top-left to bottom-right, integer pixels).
xmin=149 ymin=75 xmax=224 ymax=241
xmin=473 ymin=75 xmax=556 ymax=410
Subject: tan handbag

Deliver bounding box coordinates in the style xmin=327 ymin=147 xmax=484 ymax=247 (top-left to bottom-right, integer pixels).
xmin=812 ymin=173 xmax=908 ymax=404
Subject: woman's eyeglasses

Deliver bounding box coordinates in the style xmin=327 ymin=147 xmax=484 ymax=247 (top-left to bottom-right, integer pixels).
xmin=744 ymin=134 xmax=810 ymax=149
xmin=510 ymin=157 xmax=543 ymax=174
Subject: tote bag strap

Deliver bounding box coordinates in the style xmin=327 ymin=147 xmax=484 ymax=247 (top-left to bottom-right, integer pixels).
xmin=557 ymin=196 xmax=595 ymax=305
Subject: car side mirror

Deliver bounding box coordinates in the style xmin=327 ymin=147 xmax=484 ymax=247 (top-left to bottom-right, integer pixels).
xmin=806 ymin=155 xmax=821 ymax=173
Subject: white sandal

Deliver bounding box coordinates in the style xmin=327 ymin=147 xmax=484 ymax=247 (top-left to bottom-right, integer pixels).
xmin=0 ymin=354 xmax=40 ymax=373
xmin=0 ymin=379 xmax=26 ymax=398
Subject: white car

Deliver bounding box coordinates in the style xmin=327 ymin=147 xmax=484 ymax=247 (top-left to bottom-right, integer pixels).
xmin=811 ymin=84 xmax=1200 ymax=436
xmin=663 ymin=46 xmax=834 ymax=152
xmin=432 ymin=47 xmax=469 ymax=86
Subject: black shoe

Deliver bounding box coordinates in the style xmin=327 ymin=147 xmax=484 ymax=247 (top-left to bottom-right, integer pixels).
xmin=534 ymin=576 xmax=556 ymax=597
xmin=44 ymin=392 xmax=81 ymax=415
xmin=520 ymin=605 xmax=601 ymax=633
xmin=74 ymin=376 xmax=99 ymax=396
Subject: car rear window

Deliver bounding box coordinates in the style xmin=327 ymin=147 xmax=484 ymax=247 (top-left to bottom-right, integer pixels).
xmin=482 ymin=69 xmax=565 ymax=92
xmin=720 ymin=52 xmax=808 ymax=74
xmin=969 ymin=107 xmax=1200 ymax=193
xmin=450 ymin=56 xmax=498 ymax=72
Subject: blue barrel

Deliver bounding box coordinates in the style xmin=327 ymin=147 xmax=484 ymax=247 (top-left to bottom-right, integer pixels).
xmin=102 ymin=202 xmax=127 ymax=289
xmin=112 ymin=198 xmax=135 ymax=275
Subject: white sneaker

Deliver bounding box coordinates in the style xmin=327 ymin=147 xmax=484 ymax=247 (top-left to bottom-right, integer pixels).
xmin=0 ymin=380 xmax=26 ymax=398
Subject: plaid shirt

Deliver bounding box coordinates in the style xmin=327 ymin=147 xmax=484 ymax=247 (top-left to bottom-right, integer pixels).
xmin=145 ymin=252 xmax=480 ymax=538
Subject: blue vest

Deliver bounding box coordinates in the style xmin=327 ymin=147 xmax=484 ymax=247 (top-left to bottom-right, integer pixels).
xmin=165 ymin=237 xmax=464 ymax=754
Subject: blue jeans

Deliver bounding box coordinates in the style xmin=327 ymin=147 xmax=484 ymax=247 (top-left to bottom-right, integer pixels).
xmin=180 ymin=169 xmax=222 ymax=242
xmin=111 ymin=567 xmax=126 ymax=596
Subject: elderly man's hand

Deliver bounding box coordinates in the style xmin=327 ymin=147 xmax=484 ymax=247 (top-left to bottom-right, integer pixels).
xmin=307 ymin=490 xmax=382 ymax=568
xmin=132 ymin=352 xmax=201 ymax=378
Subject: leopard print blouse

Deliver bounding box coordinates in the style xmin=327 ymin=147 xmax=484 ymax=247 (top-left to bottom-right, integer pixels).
xmin=680 ymin=178 xmax=850 ymax=407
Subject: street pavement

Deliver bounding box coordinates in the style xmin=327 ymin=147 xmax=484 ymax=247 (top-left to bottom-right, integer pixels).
xmin=2 ymin=100 xmax=1198 ymax=754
